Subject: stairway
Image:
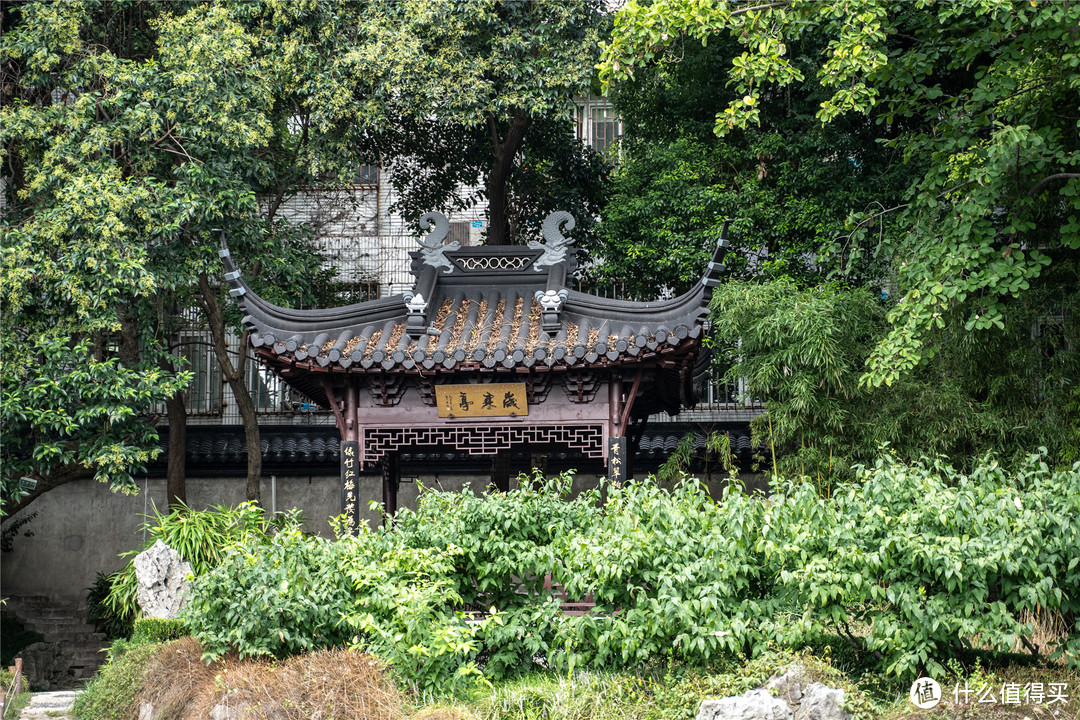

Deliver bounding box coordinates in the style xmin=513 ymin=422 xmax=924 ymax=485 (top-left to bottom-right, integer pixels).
xmin=18 ymin=690 xmax=79 ymax=720
xmin=3 ymin=595 xmax=108 ymax=689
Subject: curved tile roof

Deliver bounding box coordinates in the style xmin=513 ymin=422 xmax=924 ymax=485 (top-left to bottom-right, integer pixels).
xmin=223 ymin=211 xmax=728 ymax=409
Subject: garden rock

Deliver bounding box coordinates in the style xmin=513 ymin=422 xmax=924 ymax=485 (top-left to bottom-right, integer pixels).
xmin=794 ymin=683 xmax=849 ymax=720
xmin=766 ymin=664 xmax=806 ymax=706
xmin=134 ymin=539 xmax=192 ymax=619
xmin=696 ymin=665 xmax=851 ymax=720
xmin=17 ymin=642 xmax=68 ymax=690
xmin=696 ymin=689 xmax=793 ymax=720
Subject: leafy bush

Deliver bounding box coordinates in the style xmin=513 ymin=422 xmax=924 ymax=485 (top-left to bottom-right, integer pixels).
xmin=102 ymin=501 xmax=301 ymax=630
xmin=765 ymin=452 xmax=1080 ymax=677
xmin=553 ymin=477 xmax=785 ymax=671
xmin=132 ymin=618 xmax=188 ymax=644
xmin=181 ymin=526 xmax=494 ymax=697
xmin=71 ymin=640 xmax=159 ymax=720
xmin=84 ymin=571 xmax=134 ymax=640
xmin=179 ymin=458 xmax=1080 ymax=694
xmin=392 ymin=471 xmax=599 ymax=679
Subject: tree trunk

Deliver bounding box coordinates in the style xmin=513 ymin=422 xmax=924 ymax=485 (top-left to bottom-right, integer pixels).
xmin=197 ymin=273 xmax=262 ymax=505
xmin=486 ymin=109 xmax=531 ymax=245
xmin=164 ymin=388 xmax=187 ymax=508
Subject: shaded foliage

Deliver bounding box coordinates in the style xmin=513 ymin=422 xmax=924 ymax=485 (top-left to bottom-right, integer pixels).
xmin=594 ymin=34 xmax=915 ymax=296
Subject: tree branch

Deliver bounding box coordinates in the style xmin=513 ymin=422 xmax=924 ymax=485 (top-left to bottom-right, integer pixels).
xmin=1027 ymin=173 xmax=1080 ymax=197
xmin=730 ymin=2 xmax=789 ymax=18
xmin=2 ymin=463 xmax=95 ymax=520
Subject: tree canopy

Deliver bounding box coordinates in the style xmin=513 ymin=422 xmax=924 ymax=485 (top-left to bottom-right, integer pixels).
xmin=353 ymin=0 xmax=610 ymax=244
xmin=597 ymin=0 xmax=1079 ymax=469
xmin=1 ymin=0 xmax=341 ymax=514
xmin=593 ymin=34 xmax=915 ymax=297
xmin=1 ymin=0 xmax=614 ymax=514
xmin=601 ymin=0 xmax=1080 ymax=386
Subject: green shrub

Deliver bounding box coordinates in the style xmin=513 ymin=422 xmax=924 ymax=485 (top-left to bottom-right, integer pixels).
xmin=132 ymin=618 xmax=188 ymax=644
xmin=84 ymin=571 xmax=134 ymax=640
xmin=102 ymin=501 xmax=302 ymax=630
xmin=179 ymin=457 xmax=1080 ymax=694
xmin=766 ymin=452 xmax=1080 ymax=677
xmin=553 ymin=477 xmax=788 ymax=671
xmin=181 ymin=524 xmax=496 ymax=697
xmin=392 ymin=471 xmax=598 ymax=680
xmin=71 ymin=641 xmax=158 ymax=720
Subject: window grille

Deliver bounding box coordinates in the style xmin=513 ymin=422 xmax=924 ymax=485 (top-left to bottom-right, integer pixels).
xmin=355 ymin=164 xmax=379 ymax=186
xmin=591 ymin=105 xmax=621 ymax=154
xmin=449 ymin=220 xmax=471 ymax=246
xmin=179 ymin=335 xmax=222 ymax=414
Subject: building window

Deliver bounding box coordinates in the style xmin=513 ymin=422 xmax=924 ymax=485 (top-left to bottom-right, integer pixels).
xmin=578 ymin=99 xmax=622 ymax=155
xmin=247 ymin=356 xmax=287 ymax=412
xmin=449 ymin=220 xmax=472 ymax=246
xmin=591 ymin=106 xmax=621 ymax=154
xmin=179 ymin=337 xmax=222 ymax=414
xmin=355 ymin=164 xmax=379 ymax=186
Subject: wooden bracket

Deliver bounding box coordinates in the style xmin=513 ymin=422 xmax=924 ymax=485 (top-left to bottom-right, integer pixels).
xmin=617 ymin=369 xmax=643 ymax=437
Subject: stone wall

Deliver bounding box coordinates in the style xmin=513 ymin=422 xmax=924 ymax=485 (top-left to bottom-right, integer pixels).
xmin=0 ymin=469 xmax=607 ymax=605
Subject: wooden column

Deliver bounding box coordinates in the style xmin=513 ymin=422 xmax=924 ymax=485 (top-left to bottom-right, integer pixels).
xmin=607 ymin=375 xmax=625 ymax=482
xmin=328 ymin=382 xmax=362 ymax=533
xmin=382 ymin=451 xmax=400 ymax=520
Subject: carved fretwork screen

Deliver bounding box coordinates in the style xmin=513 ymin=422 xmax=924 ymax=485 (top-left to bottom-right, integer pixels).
xmin=361 ymin=424 xmax=606 ymax=464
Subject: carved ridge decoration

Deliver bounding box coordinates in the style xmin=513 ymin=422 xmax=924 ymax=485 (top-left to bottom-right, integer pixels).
xmin=455 ymin=256 xmax=532 ymax=272
xmin=528 ymin=211 xmax=575 ymax=271
xmin=417 ymin=211 xmax=460 ymax=273
xmin=362 ymin=424 xmax=604 ymax=462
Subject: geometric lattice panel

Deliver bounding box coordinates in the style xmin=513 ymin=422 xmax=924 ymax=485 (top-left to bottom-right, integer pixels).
xmin=362 ymin=424 xmax=605 ymax=463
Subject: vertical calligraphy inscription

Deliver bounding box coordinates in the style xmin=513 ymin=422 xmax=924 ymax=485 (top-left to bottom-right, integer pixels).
xmin=607 ymin=436 xmax=627 ymax=484
xmin=340 ymin=440 xmax=361 ymax=535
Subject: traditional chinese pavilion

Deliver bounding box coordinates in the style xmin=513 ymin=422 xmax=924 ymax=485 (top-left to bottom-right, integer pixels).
xmin=223 ymin=211 xmax=728 ymax=529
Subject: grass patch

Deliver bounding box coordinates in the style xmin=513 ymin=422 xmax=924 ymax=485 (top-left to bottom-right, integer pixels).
xmin=431 ymin=649 xmax=899 ymax=720
xmin=73 ymin=641 xmax=159 ymax=720
xmin=0 ymin=667 xmax=32 ymax=718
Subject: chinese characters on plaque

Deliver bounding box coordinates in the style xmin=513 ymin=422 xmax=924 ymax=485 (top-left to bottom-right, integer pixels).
xmin=437 ymin=383 xmax=529 ymax=418
xmin=340 ymin=440 xmax=360 ymax=535
xmin=607 ymin=436 xmax=627 ymax=483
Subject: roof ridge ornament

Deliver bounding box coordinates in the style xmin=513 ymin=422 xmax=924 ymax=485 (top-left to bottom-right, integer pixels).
xmin=529 ymin=211 xmax=575 ymax=272
xmin=417 ymin=211 xmax=459 ymax=274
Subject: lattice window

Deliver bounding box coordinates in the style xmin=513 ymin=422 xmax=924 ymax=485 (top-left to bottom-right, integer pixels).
xmin=362 ymin=424 xmax=605 ymax=463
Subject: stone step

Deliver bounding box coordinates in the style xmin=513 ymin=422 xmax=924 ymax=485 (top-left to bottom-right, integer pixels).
xmin=5 ymin=602 xmax=109 ymax=690
xmin=66 ymin=653 xmax=107 ymax=668
xmin=33 ymin=607 xmax=81 ymax=618
xmin=30 ymin=624 xmax=103 ymax=640
xmin=18 ymin=690 xmax=80 ymax=720
xmin=29 ymin=619 xmax=100 ymax=632
xmin=2 ymin=594 xmax=52 ymax=608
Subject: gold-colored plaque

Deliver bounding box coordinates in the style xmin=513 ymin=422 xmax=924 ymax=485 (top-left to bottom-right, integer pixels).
xmin=437 ymin=383 xmax=529 ymax=418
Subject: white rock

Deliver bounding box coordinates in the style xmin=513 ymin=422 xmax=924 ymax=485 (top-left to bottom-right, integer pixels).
xmin=697 ymin=689 xmax=794 ymax=720
xmin=767 ymin=664 xmax=806 ymax=706
xmin=794 ymin=683 xmax=851 ymax=720
xmin=134 ymin=539 xmax=192 ymax=619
